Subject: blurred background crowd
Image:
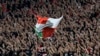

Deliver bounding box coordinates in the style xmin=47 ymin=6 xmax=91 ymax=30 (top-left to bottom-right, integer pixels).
xmin=0 ymin=0 xmax=100 ymax=56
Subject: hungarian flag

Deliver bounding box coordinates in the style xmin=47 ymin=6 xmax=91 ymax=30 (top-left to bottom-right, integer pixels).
xmin=34 ymin=15 xmax=63 ymax=38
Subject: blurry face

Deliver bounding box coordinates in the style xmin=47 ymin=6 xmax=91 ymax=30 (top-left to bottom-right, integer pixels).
xmin=0 ymin=36 xmax=3 ymax=42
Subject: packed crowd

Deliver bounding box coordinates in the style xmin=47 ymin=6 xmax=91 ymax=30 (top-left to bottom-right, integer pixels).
xmin=0 ymin=0 xmax=100 ymax=56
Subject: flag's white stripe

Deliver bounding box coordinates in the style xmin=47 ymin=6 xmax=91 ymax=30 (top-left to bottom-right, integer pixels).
xmin=35 ymin=21 xmax=53 ymax=32
xmin=35 ymin=23 xmax=45 ymax=32
xmin=48 ymin=16 xmax=63 ymax=28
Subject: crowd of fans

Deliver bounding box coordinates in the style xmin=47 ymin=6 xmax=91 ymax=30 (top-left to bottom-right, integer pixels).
xmin=0 ymin=0 xmax=100 ymax=56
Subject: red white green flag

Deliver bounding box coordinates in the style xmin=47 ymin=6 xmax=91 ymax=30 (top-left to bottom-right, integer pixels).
xmin=35 ymin=15 xmax=63 ymax=39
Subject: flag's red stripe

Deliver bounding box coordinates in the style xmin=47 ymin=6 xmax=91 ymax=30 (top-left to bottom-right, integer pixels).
xmin=42 ymin=27 xmax=55 ymax=38
xmin=36 ymin=15 xmax=48 ymax=24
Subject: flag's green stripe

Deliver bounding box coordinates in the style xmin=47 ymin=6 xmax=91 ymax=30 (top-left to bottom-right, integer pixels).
xmin=34 ymin=28 xmax=43 ymax=38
